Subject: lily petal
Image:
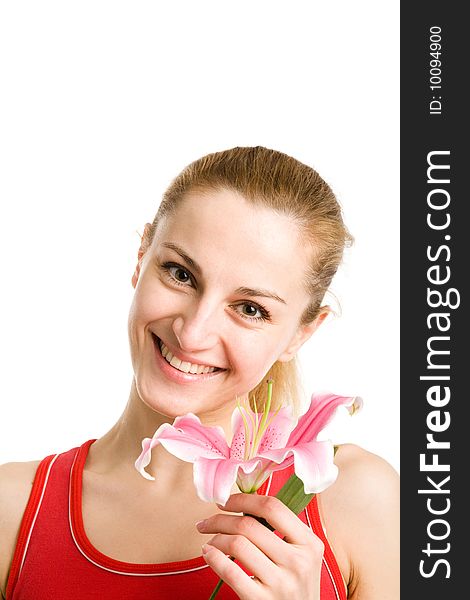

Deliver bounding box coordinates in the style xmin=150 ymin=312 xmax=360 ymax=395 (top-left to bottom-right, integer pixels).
xmin=257 ymin=406 xmax=296 ymax=453
xmin=236 ymin=457 xmax=286 ymax=492
xmin=291 ymin=441 xmax=338 ymax=493
xmin=135 ymin=432 xmax=164 ymax=481
xmin=230 ymin=408 xmax=251 ymax=460
xmin=154 ymin=413 xmax=230 ymax=463
xmin=237 ymin=457 xmax=263 ymax=475
xmin=259 ymin=440 xmax=337 ymax=493
xmin=193 ymin=457 xmax=240 ymax=505
xmin=134 ymin=415 xmax=230 ymax=480
xmin=288 ymin=393 xmax=362 ymax=445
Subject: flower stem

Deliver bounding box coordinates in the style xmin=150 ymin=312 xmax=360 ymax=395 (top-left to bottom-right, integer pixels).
xmin=208 ymin=556 xmax=235 ymax=600
xmin=207 ymin=576 xmax=225 ymax=600
xmin=275 ymin=472 xmax=315 ymax=515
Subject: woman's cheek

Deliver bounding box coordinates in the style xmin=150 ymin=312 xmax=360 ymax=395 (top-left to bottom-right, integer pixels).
xmin=234 ymin=338 xmax=275 ymax=383
xmin=133 ymin=280 xmax=171 ymax=322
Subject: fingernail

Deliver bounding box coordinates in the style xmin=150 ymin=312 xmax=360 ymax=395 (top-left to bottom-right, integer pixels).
xmin=202 ymin=544 xmax=213 ymax=555
xmin=195 ymin=519 xmax=207 ymax=530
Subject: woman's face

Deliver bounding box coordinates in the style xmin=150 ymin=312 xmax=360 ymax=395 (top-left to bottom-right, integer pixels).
xmin=128 ymin=188 xmax=325 ymax=424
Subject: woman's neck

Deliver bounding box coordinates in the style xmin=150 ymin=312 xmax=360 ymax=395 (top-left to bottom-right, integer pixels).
xmin=85 ymin=379 xmax=236 ymax=496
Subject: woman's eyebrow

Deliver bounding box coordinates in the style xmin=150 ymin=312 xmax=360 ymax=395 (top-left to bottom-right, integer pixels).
xmin=234 ymin=286 xmax=287 ymax=305
xmin=160 ymin=242 xmax=287 ymax=305
xmin=161 ymin=242 xmax=202 ymax=274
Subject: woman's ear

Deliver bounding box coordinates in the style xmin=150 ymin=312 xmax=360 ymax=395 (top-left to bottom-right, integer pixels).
xmin=131 ymin=223 xmax=152 ymax=288
xmin=277 ymin=307 xmax=331 ymax=363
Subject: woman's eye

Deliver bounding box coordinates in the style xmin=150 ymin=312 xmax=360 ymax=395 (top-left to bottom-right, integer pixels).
xmin=235 ymin=303 xmax=271 ymax=322
xmin=171 ymin=267 xmax=191 ymax=283
xmin=161 ymin=263 xmax=193 ymax=286
xmin=241 ymin=304 xmax=259 ymax=317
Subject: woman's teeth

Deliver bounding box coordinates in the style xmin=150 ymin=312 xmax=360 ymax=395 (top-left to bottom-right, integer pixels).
xmin=158 ymin=339 xmax=219 ymax=374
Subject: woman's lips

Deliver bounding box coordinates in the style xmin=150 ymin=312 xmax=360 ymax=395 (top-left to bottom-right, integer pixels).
xmin=152 ymin=334 xmax=226 ymax=383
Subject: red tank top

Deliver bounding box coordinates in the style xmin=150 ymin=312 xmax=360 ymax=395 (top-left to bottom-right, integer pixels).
xmin=6 ymin=439 xmax=347 ymax=599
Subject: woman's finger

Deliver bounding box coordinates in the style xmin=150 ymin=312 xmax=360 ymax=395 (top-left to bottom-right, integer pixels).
xmin=201 ymin=543 xmax=261 ymax=600
xmin=197 ymin=512 xmax=288 ymax=565
xmin=202 ymin=530 xmax=278 ymax=582
xmin=218 ymin=493 xmax=318 ymax=546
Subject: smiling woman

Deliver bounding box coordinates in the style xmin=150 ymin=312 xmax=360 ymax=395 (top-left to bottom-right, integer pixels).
xmin=128 ymin=183 xmax=328 ymax=425
xmin=0 ymin=147 xmax=399 ymax=600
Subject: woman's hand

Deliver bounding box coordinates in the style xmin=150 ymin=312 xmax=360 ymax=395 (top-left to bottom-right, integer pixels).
xmin=196 ymin=493 xmax=324 ymax=600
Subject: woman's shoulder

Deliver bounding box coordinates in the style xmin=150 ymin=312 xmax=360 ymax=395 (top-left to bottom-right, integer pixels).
xmin=333 ymin=442 xmax=399 ymax=495
xmin=319 ymin=444 xmax=399 ymax=599
xmin=0 ymin=458 xmax=42 ymax=521
xmin=0 ymin=459 xmax=42 ymax=599
xmin=324 ymin=442 xmax=399 ymax=529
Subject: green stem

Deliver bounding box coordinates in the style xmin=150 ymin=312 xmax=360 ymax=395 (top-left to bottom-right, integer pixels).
xmin=276 ymin=472 xmax=315 ymax=515
xmin=208 ymin=556 xmax=235 ymax=600
xmin=207 ymin=576 xmax=225 ymax=600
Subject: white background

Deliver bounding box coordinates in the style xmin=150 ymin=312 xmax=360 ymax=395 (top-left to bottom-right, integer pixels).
xmin=0 ymin=1 xmax=399 ymax=472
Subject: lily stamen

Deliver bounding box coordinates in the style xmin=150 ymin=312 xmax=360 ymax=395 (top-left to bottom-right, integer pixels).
xmin=251 ymin=379 xmax=274 ymax=455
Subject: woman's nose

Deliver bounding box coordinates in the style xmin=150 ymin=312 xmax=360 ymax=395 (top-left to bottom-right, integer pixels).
xmin=171 ymin=301 xmax=221 ymax=353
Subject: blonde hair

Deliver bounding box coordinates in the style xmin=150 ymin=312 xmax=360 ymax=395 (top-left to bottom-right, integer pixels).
xmin=141 ymin=146 xmax=353 ymax=417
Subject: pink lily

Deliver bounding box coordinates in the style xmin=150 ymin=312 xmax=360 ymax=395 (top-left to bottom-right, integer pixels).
xmin=135 ymin=383 xmax=362 ymax=506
